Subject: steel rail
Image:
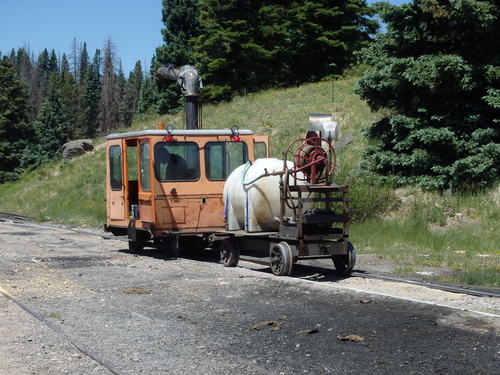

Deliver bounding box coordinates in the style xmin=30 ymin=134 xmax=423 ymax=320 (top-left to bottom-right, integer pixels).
xmin=351 ymin=271 xmax=500 ymax=299
xmin=0 ymin=286 xmax=128 ymax=375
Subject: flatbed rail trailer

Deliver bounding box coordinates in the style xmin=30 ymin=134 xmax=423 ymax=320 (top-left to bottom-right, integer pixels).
xmin=212 ymin=182 xmax=353 ymax=276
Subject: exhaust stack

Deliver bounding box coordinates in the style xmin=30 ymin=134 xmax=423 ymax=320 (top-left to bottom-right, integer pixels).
xmin=156 ymin=65 xmax=203 ymax=130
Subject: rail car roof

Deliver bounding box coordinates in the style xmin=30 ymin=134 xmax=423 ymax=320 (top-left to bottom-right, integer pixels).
xmin=106 ymin=129 xmax=254 ymax=140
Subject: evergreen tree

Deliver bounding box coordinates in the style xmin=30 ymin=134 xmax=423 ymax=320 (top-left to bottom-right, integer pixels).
xmin=9 ymin=48 xmax=16 ymax=62
xmin=98 ymin=38 xmax=120 ymax=133
xmin=260 ymin=0 xmax=377 ymax=84
xmin=194 ymin=0 xmax=376 ymax=100
xmin=356 ymin=0 xmax=500 ymax=190
xmin=29 ymin=73 xmax=73 ymax=165
xmin=0 ymin=57 xmax=30 ymax=182
xmin=117 ymin=61 xmax=128 ymax=125
xmin=154 ymin=0 xmax=201 ymax=113
xmin=70 ymin=37 xmax=80 ymax=80
xmin=121 ymin=60 xmax=143 ymax=126
xmin=137 ymin=76 xmax=160 ymax=114
xmin=79 ymin=42 xmax=89 ymax=85
xmin=80 ymin=49 xmax=101 ymax=137
xmin=194 ymin=0 xmax=266 ymax=100
xmin=15 ymin=47 xmax=33 ymax=87
xmin=59 ymin=53 xmax=79 ymax=136
xmin=28 ymin=49 xmax=51 ymax=121
xmin=48 ymin=49 xmax=58 ymax=74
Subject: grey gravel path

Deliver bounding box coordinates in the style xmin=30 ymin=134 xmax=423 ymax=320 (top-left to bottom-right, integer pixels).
xmin=0 ymin=220 xmax=498 ymax=374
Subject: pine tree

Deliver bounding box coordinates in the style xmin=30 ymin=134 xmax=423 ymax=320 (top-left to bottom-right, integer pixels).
xmin=194 ymin=0 xmax=267 ymax=100
xmin=80 ymin=49 xmax=101 ymax=137
xmin=30 ymin=74 xmax=73 ymax=164
xmin=15 ymin=48 xmax=33 ymax=87
xmin=356 ymin=0 xmax=500 ymax=190
xmin=194 ymin=0 xmax=376 ymax=101
xmin=28 ymin=49 xmax=51 ymax=121
xmin=79 ymin=42 xmax=89 ymax=85
xmin=153 ymin=0 xmax=201 ymax=113
xmin=59 ymin=53 xmax=78 ymax=137
xmin=0 ymin=57 xmax=31 ymax=182
xmin=70 ymin=37 xmax=80 ymax=81
xmin=121 ymin=60 xmax=143 ymax=126
xmin=137 ymin=76 xmax=160 ymax=114
xmin=98 ymin=38 xmax=120 ymax=133
xmin=48 ymin=49 xmax=58 ymax=74
xmin=117 ymin=61 xmax=128 ymax=125
xmin=259 ymin=0 xmax=377 ymax=84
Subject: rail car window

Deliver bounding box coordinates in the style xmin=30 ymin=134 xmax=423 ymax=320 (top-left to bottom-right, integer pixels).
xmin=205 ymin=141 xmax=248 ymax=180
xmin=109 ymin=145 xmax=122 ymax=190
xmin=126 ymin=145 xmax=138 ymax=181
xmin=140 ymin=142 xmax=150 ymax=191
xmin=154 ymin=142 xmax=199 ymax=181
xmin=254 ymin=142 xmax=267 ymax=160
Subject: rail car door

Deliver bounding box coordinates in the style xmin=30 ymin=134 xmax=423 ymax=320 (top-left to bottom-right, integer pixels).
xmin=138 ymin=139 xmax=154 ymax=223
xmin=107 ymin=140 xmax=126 ymax=221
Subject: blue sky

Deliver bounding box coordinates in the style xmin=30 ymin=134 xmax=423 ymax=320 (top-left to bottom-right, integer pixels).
xmin=0 ymin=0 xmax=164 ymax=74
xmin=0 ymin=1 xmax=408 ymax=75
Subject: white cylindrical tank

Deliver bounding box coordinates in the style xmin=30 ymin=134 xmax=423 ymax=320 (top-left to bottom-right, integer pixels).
xmin=223 ymin=158 xmax=311 ymax=232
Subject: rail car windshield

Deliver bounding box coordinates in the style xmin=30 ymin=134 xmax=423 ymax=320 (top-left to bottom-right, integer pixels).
xmin=154 ymin=142 xmax=200 ymax=181
xmin=205 ymin=141 xmax=248 ymax=180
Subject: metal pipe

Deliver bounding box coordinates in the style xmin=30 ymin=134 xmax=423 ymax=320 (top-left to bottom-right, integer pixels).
xmin=156 ymin=65 xmax=203 ymax=130
xmin=185 ymin=96 xmax=198 ymax=130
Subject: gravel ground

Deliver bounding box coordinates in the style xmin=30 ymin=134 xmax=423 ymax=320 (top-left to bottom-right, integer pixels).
xmin=0 ymin=220 xmax=499 ymax=375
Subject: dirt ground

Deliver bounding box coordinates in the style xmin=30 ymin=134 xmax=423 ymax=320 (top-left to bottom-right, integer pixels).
xmin=0 ymin=219 xmax=499 ymax=374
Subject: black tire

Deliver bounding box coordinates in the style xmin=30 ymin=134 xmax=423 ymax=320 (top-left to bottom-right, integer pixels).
xmin=156 ymin=237 xmax=179 ymax=258
xmin=270 ymin=242 xmax=293 ymax=276
xmin=332 ymin=242 xmax=356 ymax=276
xmin=128 ymin=240 xmax=143 ymax=252
xmin=220 ymin=238 xmax=239 ymax=267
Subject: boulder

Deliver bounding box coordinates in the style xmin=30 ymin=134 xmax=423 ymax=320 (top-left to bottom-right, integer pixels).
xmin=336 ymin=133 xmax=354 ymax=151
xmin=61 ymin=139 xmax=94 ymax=159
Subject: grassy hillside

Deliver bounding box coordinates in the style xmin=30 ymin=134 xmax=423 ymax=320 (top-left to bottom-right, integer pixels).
xmin=0 ymin=72 xmax=498 ymax=286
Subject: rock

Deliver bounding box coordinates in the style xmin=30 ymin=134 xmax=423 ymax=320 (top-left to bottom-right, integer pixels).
xmin=61 ymin=139 xmax=94 ymax=159
xmin=296 ymin=329 xmax=319 ymax=334
xmin=336 ymin=133 xmax=354 ymax=151
xmin=336 ymin=334 xmax=364 ymax=342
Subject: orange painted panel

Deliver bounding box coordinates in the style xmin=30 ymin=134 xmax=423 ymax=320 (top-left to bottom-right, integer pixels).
xmin=109 ymin=195 xmax=126 ymax=221
xmin=139 ymin=199 xmax=153 ymax=222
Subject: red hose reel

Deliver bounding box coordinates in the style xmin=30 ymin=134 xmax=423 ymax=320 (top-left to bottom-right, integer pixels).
xmin=284 ymin=135 xmax=336 ymax=184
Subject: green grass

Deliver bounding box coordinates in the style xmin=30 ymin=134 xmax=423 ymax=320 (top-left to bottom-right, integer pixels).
xmin=353 ymin=186 xmax=500 ymax=287
xmin=0 ymin=71 xmax=498 ymax=286
xmin=0 ymin=149 xmax=106 ymax=226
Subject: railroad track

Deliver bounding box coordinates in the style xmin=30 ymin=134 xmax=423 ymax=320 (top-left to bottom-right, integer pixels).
xmin=0 ymin=211 xmax=36 ymax=221
xmin=351 ymin=271 xmax=500 ymax=299
xmin=1 ymin=211 xmax=499 ymax=299
xmin=0 ymin=286 xmax=127 ymax=375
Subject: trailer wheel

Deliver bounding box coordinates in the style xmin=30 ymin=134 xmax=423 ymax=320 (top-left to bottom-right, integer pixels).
xmin=270 ymin=242 xmax=293 ymax=276
xmin=220 ymin=238 xmax=239 ymax=267
xmin=332 ymin=242 xmax=356 ymax=276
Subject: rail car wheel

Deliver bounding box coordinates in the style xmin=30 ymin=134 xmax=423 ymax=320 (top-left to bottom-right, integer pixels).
xmin=220 ymin=238 xmax=239 ymax=267
xmin=332 ymin=242 xmax=356 ymax=276
xmin=270 ymin=242 xmax=293 ymax=276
